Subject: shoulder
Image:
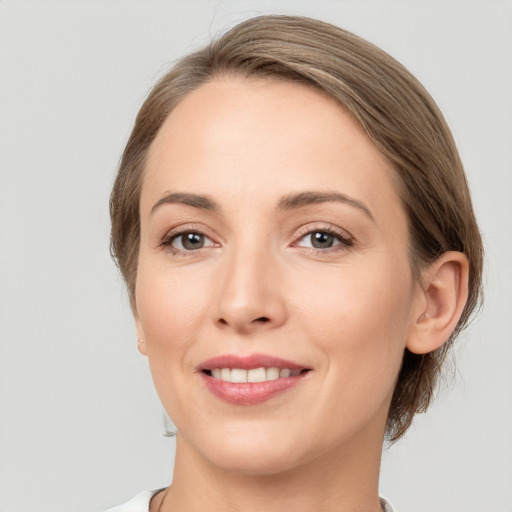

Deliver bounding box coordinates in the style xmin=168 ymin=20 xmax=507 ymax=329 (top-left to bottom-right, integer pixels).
xmin=102 ymin=489 xmax=162 ymax=512
xmin=380 ymin=495 xmax=398 ymax=512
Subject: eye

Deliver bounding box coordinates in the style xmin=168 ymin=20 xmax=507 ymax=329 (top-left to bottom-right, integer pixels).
xmin=295 ymin=229 xmax=352 ymax=250
xmin=165 ymin=232 xmax=216 ymax=251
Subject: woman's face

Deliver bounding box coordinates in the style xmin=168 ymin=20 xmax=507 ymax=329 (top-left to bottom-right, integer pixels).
xmin=135 ymin=77 xmax=423 ymax=474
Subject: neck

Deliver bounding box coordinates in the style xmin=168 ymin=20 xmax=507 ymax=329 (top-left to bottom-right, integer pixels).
xmin=158 ymin=427 xmax=385 ymax=512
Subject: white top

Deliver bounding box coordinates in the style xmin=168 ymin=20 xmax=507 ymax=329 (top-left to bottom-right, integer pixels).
xmin=103 ymin=490 xmax=398 ymax=511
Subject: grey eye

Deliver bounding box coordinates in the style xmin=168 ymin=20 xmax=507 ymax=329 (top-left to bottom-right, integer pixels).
xmin=172 ymin=233 xmax=213 ymax=250
xmin=310 ymin=232 xmax=336 ymax=248
xmin=299 ymin=231 xmax=341 ymax=249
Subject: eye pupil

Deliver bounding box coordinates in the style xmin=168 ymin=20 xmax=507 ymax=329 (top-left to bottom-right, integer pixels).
xmin=311 ymin=232 xmax=334 ymax=248
xmin=182 ymin=233 xmax=204 ymax=250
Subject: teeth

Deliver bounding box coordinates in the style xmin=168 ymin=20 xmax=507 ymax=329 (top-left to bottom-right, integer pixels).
xmin=230 ymin=369 xmax=247 ymax=383
xmin=209 ymin=367 xmax=301 ymax=383
xmin=247 ymin=367 xmax=266 ymax=382
xmin=266 ymin=367 xmax=279 ymax=380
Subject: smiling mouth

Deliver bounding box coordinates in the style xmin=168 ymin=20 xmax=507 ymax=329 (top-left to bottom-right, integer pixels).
xmin=202 ymin=367 xmax=309 ymax=383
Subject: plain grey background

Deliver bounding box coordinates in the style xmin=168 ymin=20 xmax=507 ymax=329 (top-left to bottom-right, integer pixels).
xmin=1 ymin=1 xmax=511 ymax=511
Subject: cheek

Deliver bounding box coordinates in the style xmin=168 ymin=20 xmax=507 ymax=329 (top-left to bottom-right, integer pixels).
xmin=134 ymin=261 xmax=213 ymax=419
xmin=135 ymin=260 xmax=210 ymax=361
xmin=296 ymin=259 xmax=414 ymax=377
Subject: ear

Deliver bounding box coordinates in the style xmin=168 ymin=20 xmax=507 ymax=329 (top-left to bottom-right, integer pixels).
xmin=406 ymin=251 xmax=469 ymax=355
xmin=134 ymin=316 xmax=148 ymax=356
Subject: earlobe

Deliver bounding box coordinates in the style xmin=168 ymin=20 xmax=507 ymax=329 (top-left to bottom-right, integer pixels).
xmin=406 ymin=251 xmax=469 ymax=355
xmin=135 ymin=317 xmax=148 ymax=356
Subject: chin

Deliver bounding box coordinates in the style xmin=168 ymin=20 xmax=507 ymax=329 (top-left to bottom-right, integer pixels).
xmin=185 ymin=422 xmax=308 ymax=476
xmin=209 ymin=446 xmax=301 ymax=476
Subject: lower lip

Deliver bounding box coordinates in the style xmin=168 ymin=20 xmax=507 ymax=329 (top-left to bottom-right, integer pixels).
xmin=200 ymin=372 xmax=307 ymax=405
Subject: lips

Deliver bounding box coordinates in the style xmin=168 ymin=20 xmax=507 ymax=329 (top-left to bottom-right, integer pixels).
xmin=199 ymin=353 xmax=310 ymax=405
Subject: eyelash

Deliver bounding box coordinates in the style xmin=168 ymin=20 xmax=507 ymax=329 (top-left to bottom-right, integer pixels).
xmin=292 ymin=226 xmax=354 ymax=254
xmin=159 ymin=226 xmax=217 ymax=256
xmin=159 ymin=225 xmax=353 ymax=256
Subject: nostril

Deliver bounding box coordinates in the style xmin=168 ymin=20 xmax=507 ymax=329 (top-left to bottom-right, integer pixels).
xmin=216 ymin=315 xmax=273 ymax=329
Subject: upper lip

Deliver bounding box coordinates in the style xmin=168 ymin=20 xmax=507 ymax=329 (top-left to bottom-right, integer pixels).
xmin=199 ymin=353 xmax=309 ymax=371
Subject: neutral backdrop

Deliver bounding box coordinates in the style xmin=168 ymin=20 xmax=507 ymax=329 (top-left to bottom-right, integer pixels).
xmin=1 ymin=1 xmax=511 ymax=511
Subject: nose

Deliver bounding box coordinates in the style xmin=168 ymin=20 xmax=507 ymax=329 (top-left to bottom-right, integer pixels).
xmin=213 ymin=244 xmax=288 ymax=334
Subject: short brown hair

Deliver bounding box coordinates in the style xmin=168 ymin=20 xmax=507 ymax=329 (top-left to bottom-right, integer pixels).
xmin=110 ymin=15 xmax=483 ymax=442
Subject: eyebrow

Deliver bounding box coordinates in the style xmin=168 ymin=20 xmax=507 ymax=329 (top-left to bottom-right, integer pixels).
xmin=151 ymin=190 xmax=374 ymax=221
xmin=151 ymin=192 xmax=219 ymax=214
xmin=277 ymin=191 xmax=374 ymax=221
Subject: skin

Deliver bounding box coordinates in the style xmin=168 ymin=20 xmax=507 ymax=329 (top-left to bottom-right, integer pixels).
xmin=134 ymin=77 xmax=468 ymax=512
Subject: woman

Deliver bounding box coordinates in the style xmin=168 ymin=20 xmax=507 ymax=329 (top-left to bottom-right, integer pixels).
xmin=106 ymin=15 xmax=483 ymax=512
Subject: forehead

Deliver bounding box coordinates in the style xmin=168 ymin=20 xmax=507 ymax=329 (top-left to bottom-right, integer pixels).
xmin=142 ymin=76 xmax=402 ymax=223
